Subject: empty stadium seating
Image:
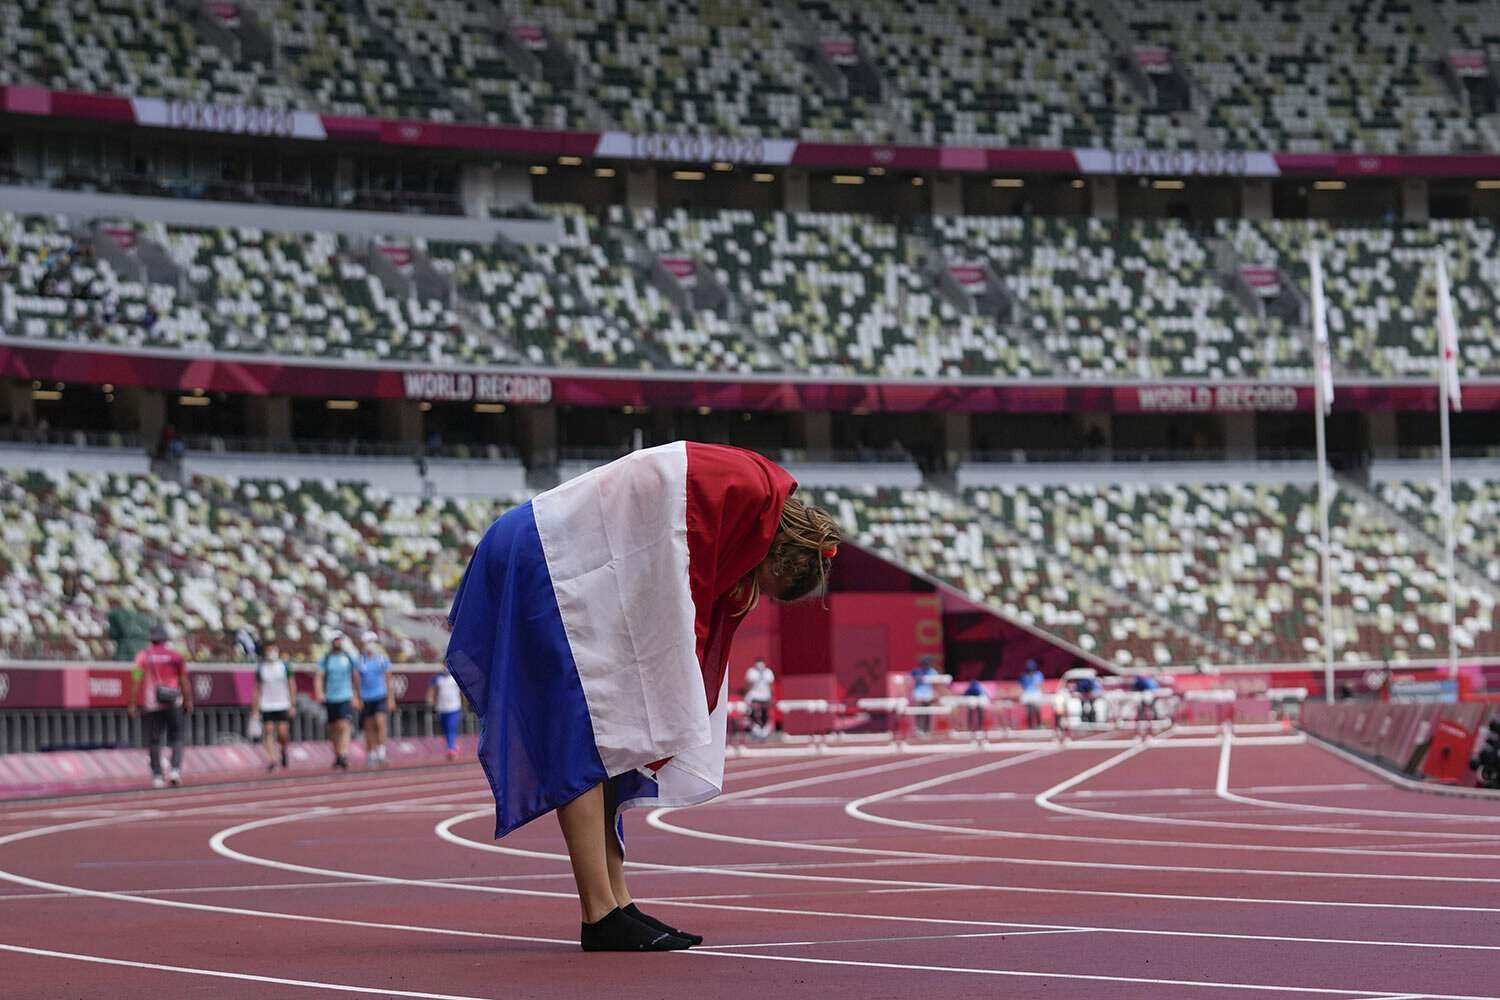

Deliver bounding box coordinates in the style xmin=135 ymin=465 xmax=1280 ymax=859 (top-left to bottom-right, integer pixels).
xmin=1217 ymin=218 xmax=1500 ymax=377
xmin=13 ymin=208 xmax=1500 ymax=380
xmin=819 ymin=483 xmax=1224 ymax=668
xmin=240 ymin=0 xmax=457 ymax=120
xmin=359 ymin=0 xmax=588 ymax=128
xmin=5 ymin=455 xmax=1498 ymax=667
xmin=1377 ymin=478 xmax=1500 ymax=587
xmin=146 ymin=222 xmax=482 ymax=362
xmin=1 ymin=213 xmax=218 ymax=352
xmin=509 ymin=0 xmax=880 ymax=140
xmin=0 ymin=468 xmax=444 ymax=660
xmin=1120 ymin=0 xmax=1483 ymax=153
xmin=922 ymin=215 xmax=1309 ymax=378
xmin=2 ymin=0 xmax=1492 ymax=150
xmin=0 ymin=0 xmax=294 ymax=107
xmin=624 ymin=205 xmax=1033 ymax=376
xmin=0 ymin=465 xmax=530 ymax=661
xmin=966 ymin=478 xmax=1500 ymax=664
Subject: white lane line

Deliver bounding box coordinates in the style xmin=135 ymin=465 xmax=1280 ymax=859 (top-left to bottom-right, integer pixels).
xmin=10 ymin=752 xmax=1497 ymax=1000
xmin=835 ymin=743 xmax=1500 ymax=864
xmin=709 ymin=928 xmax=1095 ymax=949
xmin=679 ymin=949 xmax=1500 ymax=999
xmin=204 ymin=787 xmax=1500 ymax=992
xmin=0 ymin=872 xmax=562 ymax=904
xmin=203 ymin=753 xmax=963 ymax=904
xmin=1033 ymin=738 xmax=1492 ymax=841
xmin=0 ymin=766 xmax=487 ymax=817
xmin=0 ymin=805 xmax=576 ymax=948
xmin=0 ymin=942 xmax=522 ymax=1000
xmin=1217 ymin=736 xmax=1500 ymax=824
xmin=440 ymin=779 xmax=1500 ymax=934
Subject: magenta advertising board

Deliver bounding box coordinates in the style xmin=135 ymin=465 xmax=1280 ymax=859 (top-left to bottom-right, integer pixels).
xmin=5 ymin=342 xmax=1499 ymax=414
xmin=10 ymin=84 xmax=1500 ymax=178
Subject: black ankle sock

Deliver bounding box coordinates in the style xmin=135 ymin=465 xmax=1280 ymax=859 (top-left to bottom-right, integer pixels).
xmin=624 ymin=903 xmax=702 ymax=946
xmin=580 ymin=907 xmax=690 ymax=952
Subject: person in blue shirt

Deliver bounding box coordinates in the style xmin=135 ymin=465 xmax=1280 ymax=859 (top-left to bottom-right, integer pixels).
xmin=1132 ymin=671 xmax=1161 ymax=724
xmin=314 ymin=631 xmax=361 ymax=770
xmin=909 ymin=656 xmax=940 ymax=735
xmin=961 ymin=679 xmax=988 ymax=733
xmin=358 ymin=630 xmax=394 ymax=767
xmin=1074 ymin=674 xmax=1101 ymax=724
xmin=1019 ymin=659 xmax=1045 ymax=728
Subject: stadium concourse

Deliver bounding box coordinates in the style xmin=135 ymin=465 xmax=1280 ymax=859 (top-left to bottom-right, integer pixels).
xmin=5 ymin=0 xmax=1500 ymax=995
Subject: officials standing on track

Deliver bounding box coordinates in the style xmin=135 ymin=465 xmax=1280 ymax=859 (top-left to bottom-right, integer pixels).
xmin=126 ymin=622 xmax=192 ymax=788
xmin=315 ymin=631 xmax=360 ymax=770
xmin=743 ymin=657 xmax=776 ymax=740
xmin=357 ymin=631 xmax=394 ymax=767
xmin=1019 ymin=659 xmax=1045 ymax=729
xmin=909 ymin=656 xmax=940 ymax=735
xmin=252 ymin=637 xmax=296 ymax=772
xmin=427 ymin=670 xmax=464 ymax=760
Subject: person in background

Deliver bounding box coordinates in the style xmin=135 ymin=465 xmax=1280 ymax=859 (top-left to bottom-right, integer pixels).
xmin=1132 ymin=670 xmax=1160 ymax=726
xmin=126 ymin=623 xmax=192 ymax=788
xmin=357 ymin=630 xmax=394 ymax=767
xmin=961 ymin=678 xmax=988 ymax=733
xmin=1075 ymin=673 xmax=1102 ymax=724
xmin=428 ymin=670 xmax=465 ymax=760
xmin=314 ymin=631 xmax=361 ymax=770
xmin=743 ymin=657 xmax=776 ymax=741
xmin=1019 ymin=659 xmax=1045 ymax=729
xmin=252 ymin=638 xmax=296 ymax=772
xmin=909 ymin=655 xmax=940 ymax=735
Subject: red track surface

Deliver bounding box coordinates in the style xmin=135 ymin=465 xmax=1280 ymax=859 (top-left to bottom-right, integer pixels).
xmin=2 ymin=725 xmax=1497 ymax=999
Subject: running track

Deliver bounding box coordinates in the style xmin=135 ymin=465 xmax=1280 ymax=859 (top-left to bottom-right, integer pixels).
xmin=2 ymin=724 xmax=1497 ymax=999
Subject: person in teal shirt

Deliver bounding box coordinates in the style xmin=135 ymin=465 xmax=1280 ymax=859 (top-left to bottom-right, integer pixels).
xmin=358 ymin=630 xmax=394 ymax=768
xmin=314 ymin=632 xmax=361 ymax=770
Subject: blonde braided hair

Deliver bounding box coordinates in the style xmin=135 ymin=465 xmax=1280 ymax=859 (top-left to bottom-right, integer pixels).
xmin=735 ymin=494 xmax=842 ymax=616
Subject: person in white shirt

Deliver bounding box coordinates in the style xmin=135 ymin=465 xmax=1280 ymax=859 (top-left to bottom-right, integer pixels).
xmin=428 ymin=671 xmax=466 ymax=761
xmin=252 ymin=638 xmax=297 ymax=771
xmin=743 ymin=658 xmax=776 ymax=740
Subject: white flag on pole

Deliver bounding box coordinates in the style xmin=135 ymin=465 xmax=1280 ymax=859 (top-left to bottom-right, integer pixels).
xmin=1435 ymin=256 xmax=1463 ymax=413
xmin=1308 ymin=247 xmax=1334 ymax=415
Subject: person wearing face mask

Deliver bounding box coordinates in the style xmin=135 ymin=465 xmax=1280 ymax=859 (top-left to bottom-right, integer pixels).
xmin=314 ymin=631 xmax=361 ymax=770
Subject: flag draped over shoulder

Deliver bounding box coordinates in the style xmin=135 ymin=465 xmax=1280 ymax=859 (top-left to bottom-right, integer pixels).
xmin=445 ymin=442 xmax=796 ymax=838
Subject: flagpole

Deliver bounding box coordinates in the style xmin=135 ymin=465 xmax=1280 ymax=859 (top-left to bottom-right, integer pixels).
xmin=1439 ymin=350 xmax=1457 ymax=678
xmin=1314 ymin=356 xmax=1335 ymax=703
xmin=1435 ymin=256 xmax=1461 ymax=679
xmin=1309 ymin=248 xmax=1336 ymax=703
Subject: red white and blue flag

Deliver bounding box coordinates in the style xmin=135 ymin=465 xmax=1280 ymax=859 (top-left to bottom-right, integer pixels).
xmin=446 ymin=442 xmax=795 ymax=838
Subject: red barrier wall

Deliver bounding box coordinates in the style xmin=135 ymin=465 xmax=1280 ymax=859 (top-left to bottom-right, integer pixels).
xmin=1299 ymin=701 xmax=1497 ymax=788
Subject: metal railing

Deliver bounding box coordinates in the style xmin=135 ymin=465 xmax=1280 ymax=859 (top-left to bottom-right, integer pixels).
xmin=0 ymin=701 xmax=480 ymax=755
